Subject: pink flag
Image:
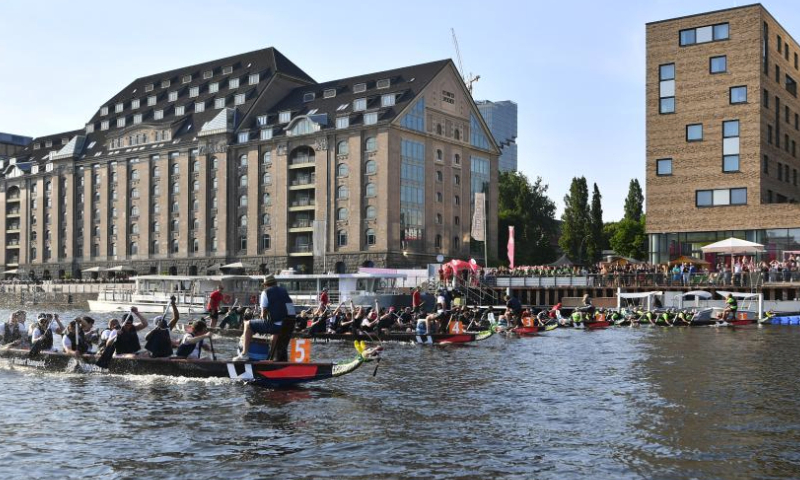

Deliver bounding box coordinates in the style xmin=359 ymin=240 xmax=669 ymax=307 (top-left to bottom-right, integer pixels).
xmin=507 ymin=226 xmax=515 ymax=269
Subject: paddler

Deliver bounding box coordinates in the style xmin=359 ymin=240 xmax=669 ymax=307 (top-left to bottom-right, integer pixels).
xmin=62 ymin=318 xmax=91 ymax=356
xmin=30 ymin=313 xmax=64 ymax=352
xmin=175 ymin=320 xmax=213 ymax=359
xmin=720 ymin=293 xmax=738 ymax=321
xmin=114 ymin=307 xmax=149 ymax=357
xmin=0 ymin=310 xmax=27 ymax=347
xmin=144 ymin=296 xmax=180 ymax=358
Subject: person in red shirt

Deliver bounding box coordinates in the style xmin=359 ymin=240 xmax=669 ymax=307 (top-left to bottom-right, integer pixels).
xmin=319 ymin=287 xmax=329 ymax=309
xmin=207 ymin=285 xmax=224 ymax=328
xmin=411 ymin=286 xmax=422 ymax=313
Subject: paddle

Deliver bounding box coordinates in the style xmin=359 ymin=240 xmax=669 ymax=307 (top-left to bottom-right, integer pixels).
xmin=208 ymin=335 xmax=217 ymax=361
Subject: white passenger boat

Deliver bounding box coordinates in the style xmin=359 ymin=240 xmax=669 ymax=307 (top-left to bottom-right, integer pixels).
xmin=88 ymin=272 xmax=409 ymax=313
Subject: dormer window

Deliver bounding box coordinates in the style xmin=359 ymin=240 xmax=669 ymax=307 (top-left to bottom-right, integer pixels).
xmin=86 ymin=124 xmax=95 ymax=134
xmin=303 ymin=92 xmax=315 ymax=102
xmin=279 ymin=111 xmax=291 ymax=123
xmin=161 ymin=79 xmax=171 ymax=88
xmin=189 ymin=86 xmax=199 ymax=98
xmin=209 ymin=82 xmax=219 ymax=93
xmin=168 ymin=91 xmax=178 ymax=102
xmin=101 ymin=121 xmax=109 ymax=131
xmin=182 ymin=74 xmax=192 ymax=84
xmin=33 ymin=142 xmax=41 ymax=150
xmin=154 ymin=110 xmax=164 ymax=120
xmin=336 ymin=116 xmax=349 ymax=129
xmin=324 ymin=88 xmax=336 ymax=99
xmin=45 ymin=140 xmax=52 ymax=148
xmin=364 ymin=112 xmax=378 ymax=125
xmin=115 ymin=103 xmax=124 ymax=113
xmin=101 ymin=106 xmax=109 ymax=116
xmin=145 ymin=84 xmax=154 ymax=92
xmin=214 ymin=98 xmax=225 ymax=109
xmin=249 ymin=73 xmax=259 ymax=85
xmin=377 ymin=79 xmax=390 ymax=89
xmin=238 ymin=132 xmax=249 ymax=143
xmin=257 ymin=115 xmax=268 ymax=126
xmin=229 ymin=77 xmax=240 ymax=89
xmin=235 ymin=93 xmax=246 ymax=105
xmin=195 ymin=101 xmax=205 ymax=113
xmin=203 ymin=70 xmax=213 ymax=79
xmin=353 ymin=98 xmax=367 ymax=111
xmin=115 ymin=117 xmax=125 ymax=128
xmin=147 ymin=95 xmax=156 ymax=106
xmin=175 ymin=106 xmax=185 ymax=116
xmin=133 ymin=113 xmax=142 ymax=125
xmin=223 ymin=66 xmax=233 ymax=75
xmin=131 ymin=99 xmax=140 ymax=109
xmin=354 ymin=83 xmax=367 ymax=93
xmin=260 ymin=129 xmax=273 ymax=140
xmin=381 ymin=94 xmax=396 ymax=107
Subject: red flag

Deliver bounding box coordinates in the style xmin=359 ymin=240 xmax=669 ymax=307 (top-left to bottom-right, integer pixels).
xmin=507 ymin=226 xmax=515 ymax=269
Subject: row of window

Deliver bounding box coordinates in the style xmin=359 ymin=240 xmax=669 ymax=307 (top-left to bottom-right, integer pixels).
xmin=765 ymin=154 xmax=800 ymax=187
xmin=696 ymin=188 xmax=747 ymax=207
xmin=679 ymin=22 xmax=729 ymax=46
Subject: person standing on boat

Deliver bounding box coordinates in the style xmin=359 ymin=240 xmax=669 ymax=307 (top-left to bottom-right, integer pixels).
xmin=207 ymin=285 xmax=224 ymax=329
xmin=319 ymin=287 xmax=330 ymax=311
xmin=233 ymin=274 xmax=296 ymax=362
xmin=114 ymin=307 xmax=149 ymax=357
xmin=411 ymin=286 xmax=423 ymax=313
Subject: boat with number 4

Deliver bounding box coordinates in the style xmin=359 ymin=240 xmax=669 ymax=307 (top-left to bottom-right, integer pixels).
xmin=0 ymin=342 xmax=381 ymax=388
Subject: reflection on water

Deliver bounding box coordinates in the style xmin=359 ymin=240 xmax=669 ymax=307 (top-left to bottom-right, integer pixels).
xmin=1 ymin=308 xmax=800 ymax=479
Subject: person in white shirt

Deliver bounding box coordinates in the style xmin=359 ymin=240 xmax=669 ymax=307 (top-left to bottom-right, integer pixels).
xmin=175 ymin=320 xmax=213 ymax=359
xmin=30 ymin=313 xmax=64 ymax=352
xmin=0 ymin=310 xmax=27 ymax=347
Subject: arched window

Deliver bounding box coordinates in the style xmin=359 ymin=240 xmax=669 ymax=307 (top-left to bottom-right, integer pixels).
xmin=366 ymin=228 xmax=376 ymax=245
xmin=151 ymin=240 xmax=159 ymax=254
xmin=193 ymin=239 xmax=199 ymax=252
xmin=171 ymin=239 xmax=179 ymax=253
xmin=130 ymin=223 xmax=139 ymax=234
xmin=337 ymin=140 xmax=349 ymax=155
xmin=436 ymin=213 xmax=442 ymax=224
xmin=365 ymin=183 xmax=376 ymax=197
xmin=130 ymin=242 xmax=138 ymax=255
xmin=435 ymin=234 xmax=442 ymax=248
xmin=153 ymin=166 xmax=160 ymax=177
xmin=153 ymin=202 xmax=160 ymax=214
xmin=365 ymin=205 xmax=376 ymax=219
xmin=172 ymin=182 xmax=180 ymax=194
xmin=193 ymin=180 xmax=200 ymax=191
xmin=111 ymin=243 xmax=117 ymax=256
xmin=153 ymin=184 xmax=160 ymax=196
xmin=192 ymin=199 xmax=199 ymax=211
xmin=436 ymin=124 xmax=443 ymax=135
xmin=239 ymin=215 xmax=247 ymax=227
xmin=436 ymin=149 xmax=443 ymax=161
xmin=211 ymin=157 xmax=219 ymax=169
xmin=337 ymin=230 xmax=348 ymax=246
xmin=365 ymin=137 xmax=377 ymax=152
xmin=171 ymin=201 xmax=179 ymax=213
xmin=454 ymin=153 xmax=461 ymax=165
xmin=337 ymin=208 xmax=349 ymax=221
xmin=436 ymin=192 xmax=443 ymax=202
xmin=239 ymin=154 xmax=248 ymax=167
xmin=262 ymin=193 xmax=271 ymax=206
xmin=192 ymin=160 xmax=200 ymax=172
xmin=337 ymin=163 xmax=349 ymax=177
xmin=152 ymin=221 xmax=159 ymax=232
xmin=454 ymin=129 xmax=461 ymax=141
xmin=290 ymin=146 xmax=315 ymax=164
xmin=171 ymin=219 xmax=179 ymax=231
xmin=239 ymin=235 xmax=247 ymax=251
xmin=171 ymin=163 xmax=180 ymax=175
xmin=365 ymin=160 xmax=377 ymax=175
xmin=337 ymin=185 xmax=349 ymax=199
xmin=45 ymin=181 xmax=52 ymax=191
xmin=192 ymin=218 xmax=200 ymax=230
xmin=262 ymin=213 xmax=270 ymax=226
xmin=239 ymin=174 xmax=248 ymax=187
xmin=262 ymin=151 xmax=272 ymax=165
xmin=212 ymin=197 xmax=218 ymax=209
xmin=262 ymin=172 xmax=271 ymax=185
xmin=212 ymin=177 xmax=218 ymax=190
xmin=111 ymin=172 xmax=119 ymax=183
xmin=131 ymin=188 xmax=139 ymax=198
xmin=111 ymin=225 xmax=118 ymax=236
xmin=453 ymin=236 xmax=460 ymax=250
xmin=261 ymin=234 xmax=271 ymax=250
xmin=454 ymin=195 xmax=460 ymax=205
xmin=454 ymin=216 xmax=460 ymax=226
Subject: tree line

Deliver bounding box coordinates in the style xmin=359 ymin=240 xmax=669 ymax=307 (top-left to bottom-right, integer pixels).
xmin=496 ymin=172 xmax=645 ymax=266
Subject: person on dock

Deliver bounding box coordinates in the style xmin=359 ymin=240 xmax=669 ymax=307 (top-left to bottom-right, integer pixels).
xmin=207 ymin=285 xmax=224 ymax=329
xmin=114 ymin=307 xmax=149 ymax=357
xmin=233 ymin=274 xmax=296 ymax=362
xmin=318 ymin=287 xmax=330 ymax=312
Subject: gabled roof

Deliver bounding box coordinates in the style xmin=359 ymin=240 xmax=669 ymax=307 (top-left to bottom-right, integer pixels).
xmin=245 ymin=59 xmax=451 ymax=135
xmin=9 ymin=129 xmax=84 ymax=166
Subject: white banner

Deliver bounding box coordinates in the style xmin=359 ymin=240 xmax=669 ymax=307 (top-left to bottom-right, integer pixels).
xmin=312 ymin=220 xmax=326 ymax=257
xmin=471 ymin=192 xmax=486 ymax=241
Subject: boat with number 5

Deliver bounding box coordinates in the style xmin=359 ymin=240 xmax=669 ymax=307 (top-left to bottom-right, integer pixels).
xmin=0 ymin=343 xmax=381 ymax=388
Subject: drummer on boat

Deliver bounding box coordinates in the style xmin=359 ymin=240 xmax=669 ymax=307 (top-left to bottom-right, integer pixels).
xmin=234 ymin=274 xmax=296 ymax=362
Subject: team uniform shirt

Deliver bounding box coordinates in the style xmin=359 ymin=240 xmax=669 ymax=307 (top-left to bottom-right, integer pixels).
xmin=179 ymin=334 xmax=203 ymax=359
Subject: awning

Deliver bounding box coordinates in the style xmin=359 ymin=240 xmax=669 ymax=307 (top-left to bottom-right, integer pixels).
xmin=2 ymin=269 xmax=18 ymax=275
xmin=81 ymin=266 xmax=106 ymax=273
xmin=701 ymin=238 xmax=764 ymax=254
xmin=206 ymin=263 xmax=224 ymax=271
xmin=220 ymin=262 xmax=245 ymax=269
xmin=106 ymin=265 xmax=136 ymax=272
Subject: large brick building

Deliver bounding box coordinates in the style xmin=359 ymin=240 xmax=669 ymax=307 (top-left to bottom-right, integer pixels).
xmin=0 ymin=48 xmax=499 ymax=279
xmin=647 ymin=4 xmax=800 ymax=263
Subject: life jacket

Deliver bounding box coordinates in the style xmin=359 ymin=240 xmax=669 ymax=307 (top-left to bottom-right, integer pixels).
xmin=175 ymin=333 xmax=202 ymax=358
xmin=145 ymin=328 xmax=173 ymax=358
xmin=65 ymin=329 xmax=89 ymax=354
xmin=35 ymin=326 xmax=54 ymax=350
xmin=264 ymin=286 xmax=295 ymax=324
xmin=2 ymin=321 xmax=21 ymax=345
xmin=115 ymin=327 xmax=141 ymax=354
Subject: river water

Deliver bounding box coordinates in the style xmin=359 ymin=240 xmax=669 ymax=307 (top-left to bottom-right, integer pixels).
xmin=1 ymin=309 xmax=799 ymax=479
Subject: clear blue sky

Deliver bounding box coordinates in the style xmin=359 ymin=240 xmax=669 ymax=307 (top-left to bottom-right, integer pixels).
xmin=2 ymin=1 xmax=797 ymax=220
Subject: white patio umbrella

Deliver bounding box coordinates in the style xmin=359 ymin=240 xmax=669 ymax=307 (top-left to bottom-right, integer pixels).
xmin=701 ymin=237 xmax=764 ymax=268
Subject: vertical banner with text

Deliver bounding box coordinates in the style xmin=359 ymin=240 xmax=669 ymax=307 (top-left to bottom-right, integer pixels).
xmin=508 ymin=226 xmax=515 ymax=269
xmin=471 ymin=192 xmax=486 ymax=242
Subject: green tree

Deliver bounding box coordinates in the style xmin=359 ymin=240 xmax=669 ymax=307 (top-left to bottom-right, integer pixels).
xmin=498 ymin=172 xmax=558 ymax=266
xmin=559 ymin=177 xmax=591 ymax=264
xmin=586 ymin=183 xmax=604 ymax=262
xmin=609 ymin=216 xmax=647 ymax=259
xmin=624 ymin=178 xmax=644 ymax=222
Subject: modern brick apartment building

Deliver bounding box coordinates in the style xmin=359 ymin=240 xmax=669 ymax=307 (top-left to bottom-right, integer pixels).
xmin=647 ymin=3 xmax=800 ymax=263
xmin=0 ymin=48 xmax=499 ymax=279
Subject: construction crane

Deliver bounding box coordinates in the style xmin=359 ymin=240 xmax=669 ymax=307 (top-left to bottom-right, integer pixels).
xmin=451 ymin=28 xmax=480 ymax=95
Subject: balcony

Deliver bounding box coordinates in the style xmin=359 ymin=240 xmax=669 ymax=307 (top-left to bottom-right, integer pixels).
xmin=289 ymin=244 xmax=313 ymax=256
xmin=6 ymin=209 xmax=20 ymax=218
xmin=289 ymin=218 xmax=314 ymax=233
xmin=288 ymin=156 xmax=315 ymax=169
xmin=288 ymin=198 xmax=315 ymax=212
xmin=289 ymin=174 xmax=316 ymax=190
